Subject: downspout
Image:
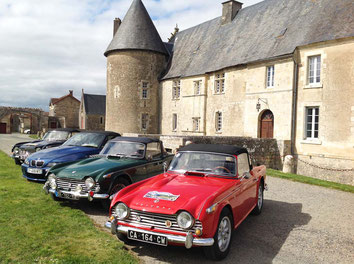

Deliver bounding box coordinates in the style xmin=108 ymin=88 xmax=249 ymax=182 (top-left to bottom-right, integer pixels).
xmin=291 ymin=49 xmax=299 ymax=155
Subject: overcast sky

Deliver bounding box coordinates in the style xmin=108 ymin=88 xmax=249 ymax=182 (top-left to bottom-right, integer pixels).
xmin=0 ymin=0 xmax=262 ymax=111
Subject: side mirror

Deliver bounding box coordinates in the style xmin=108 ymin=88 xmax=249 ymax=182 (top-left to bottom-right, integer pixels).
xmin=163 ymin=162 xmax=168 ymax=173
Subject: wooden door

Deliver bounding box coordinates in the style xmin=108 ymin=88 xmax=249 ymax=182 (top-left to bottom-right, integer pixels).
xmin=260 ymin=110 xmax=274 ymax=138
xmin=0 ymin=123 xmax=7 ymax=134
xmin=50 ymin=121 xmax=57 ymax=129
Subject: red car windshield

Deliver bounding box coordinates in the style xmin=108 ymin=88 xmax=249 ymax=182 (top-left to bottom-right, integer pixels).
xmin=168 ymin=151 xmax=236 ymax=176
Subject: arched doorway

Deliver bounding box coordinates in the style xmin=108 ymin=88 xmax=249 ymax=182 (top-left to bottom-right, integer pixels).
xmin=259 ymin=110 xmax=274 ymax=138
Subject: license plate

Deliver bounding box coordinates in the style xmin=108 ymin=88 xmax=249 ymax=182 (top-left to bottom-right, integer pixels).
xmin=127 ymin=230 xmax=168 ymax=246
xmin=55 ymin=191 xmax=79 ymax=200
xmin=27 ymin=168 xmax=42 ymax=174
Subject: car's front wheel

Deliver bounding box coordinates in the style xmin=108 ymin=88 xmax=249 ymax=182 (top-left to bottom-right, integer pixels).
xmin=252 ymin=181 xmax=264 ymax=215
xmin=101 ymin=177 xmax=130 ymax=209
xmin=204 ymin=207 xmax=233 ymax=260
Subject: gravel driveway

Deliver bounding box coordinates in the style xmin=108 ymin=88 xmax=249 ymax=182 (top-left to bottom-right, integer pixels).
xmin=78 ymin=176 xmax=354 ymax=264
xmin=1 ymin=133 xmax=353 ymax=263
xmin=0 ymin=133 xmax=32 ymax=155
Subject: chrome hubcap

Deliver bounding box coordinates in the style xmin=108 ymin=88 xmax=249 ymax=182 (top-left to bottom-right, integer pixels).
xmin=257 ymin=184 xmax=263 ymax=209
xmin=217 ymin=216 xmax=231 ymax=252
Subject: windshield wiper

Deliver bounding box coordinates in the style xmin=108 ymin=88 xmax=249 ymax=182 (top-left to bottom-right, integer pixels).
xmin=107 ymin=153 xmax=126 ymax=158
xmin=194 ymin=168 xmax=213 ymax=172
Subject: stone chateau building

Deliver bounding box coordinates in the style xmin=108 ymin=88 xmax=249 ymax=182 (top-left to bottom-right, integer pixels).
xmin=49 ymin=90 xmax=80 ymax=128
xmin=104 ymin=0 xmax=354 ymax=183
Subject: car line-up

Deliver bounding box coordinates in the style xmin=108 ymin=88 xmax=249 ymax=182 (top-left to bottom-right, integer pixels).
xmin=43 ymin=137 xmax=173 ymax=207
xmin=11 ymin=128 xmax=80 ymax=165
xmin=21 ymin=131 xmax=120 ymax=182
xmin=12 ymin=131 xmax=267 ymax=260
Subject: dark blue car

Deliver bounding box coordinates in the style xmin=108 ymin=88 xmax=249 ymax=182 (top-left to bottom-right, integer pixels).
xmin=21 ymin=131 xmax=120 ymax=182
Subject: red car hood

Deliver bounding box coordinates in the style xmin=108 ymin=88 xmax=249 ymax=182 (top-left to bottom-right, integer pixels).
xmin=118 ymin=172 xmax=236 ymax=218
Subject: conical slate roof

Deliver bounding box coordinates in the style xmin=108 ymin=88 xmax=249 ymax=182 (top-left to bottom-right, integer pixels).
xmin=104 ymin=0 xmax=168 ymax=56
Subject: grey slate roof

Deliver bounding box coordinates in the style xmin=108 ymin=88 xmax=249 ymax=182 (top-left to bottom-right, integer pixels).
xmin=83 ymin=94 xmax=106 ymax=115
xmin=162 ymin=0 xmax=354 ymax=80
xmin=104 ymin=0 xmax=168 ymax=56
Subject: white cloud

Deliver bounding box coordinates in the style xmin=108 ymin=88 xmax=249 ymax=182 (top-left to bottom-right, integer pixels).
xmin=0 ymin=0 xmax=262 ymax=110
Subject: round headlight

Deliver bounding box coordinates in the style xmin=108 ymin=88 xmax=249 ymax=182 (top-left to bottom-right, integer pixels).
xmin=13 ymin=147 xmax=19 ymax=154
xmin=35 ymin=147 xmax=41 ymax=152
xmin=85 ymin=177 xmax=95 ymax=190
xmin=24 ymin=158 xmax=29 ymax=165
xmin=48 ymin=174 xmax=56 ymax=189
xmin=177 ymin=211 xmax=194 ymax=229
xmin=114 ymin=203 xmax=130 ymax=220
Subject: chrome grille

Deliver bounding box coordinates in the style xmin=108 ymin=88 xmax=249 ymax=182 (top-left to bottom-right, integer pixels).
xmin=56 ymin=178 xmax=100 ymax=194
xmin=30 ymin=160 xmax=44 ymax=167
xmin=113 ymin=208 xmax=202 ymax=234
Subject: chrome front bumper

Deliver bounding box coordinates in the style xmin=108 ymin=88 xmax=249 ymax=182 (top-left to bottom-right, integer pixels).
xmin=44 ymin=186 xmax=109 ymax=200
xmin=105 ymin=221 xmax=214 ymax=248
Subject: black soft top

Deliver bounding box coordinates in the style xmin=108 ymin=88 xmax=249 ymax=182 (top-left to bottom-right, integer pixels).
xmin=49 ymin=128 xmax=80 ymax=132
xmin=111 ymin=137 xmax=159 ymax=144
xmin=78 ymin=131 xmax=121 ymax=136
xmin=178 ymin=144 xmax=248 ymax=156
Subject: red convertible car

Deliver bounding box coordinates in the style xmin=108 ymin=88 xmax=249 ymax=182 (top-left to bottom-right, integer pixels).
xmin=106 ymin=144 xmax=267 ymax=260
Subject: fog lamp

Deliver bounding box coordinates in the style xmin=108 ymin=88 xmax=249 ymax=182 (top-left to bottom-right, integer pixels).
xmin=75 ymin=185 xmax=83 ymax=192
xmin=195 ymin=228 xmax=202 ymax=236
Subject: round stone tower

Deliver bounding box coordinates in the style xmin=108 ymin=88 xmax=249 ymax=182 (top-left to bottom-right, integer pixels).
xmin=104 ymin=0 xmax=169 ymax=134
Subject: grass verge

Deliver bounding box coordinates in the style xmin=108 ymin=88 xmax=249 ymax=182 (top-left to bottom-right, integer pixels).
xmin=29 ymin=134 xmax=40 ymax=139
xmin=267 ymin=168 xmax=354 ymax=193
xmin=0 ymin=151 xmax=137 ymax=264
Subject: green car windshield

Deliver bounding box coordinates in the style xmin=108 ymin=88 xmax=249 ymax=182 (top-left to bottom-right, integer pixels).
xmin=100 ymin=141 xmax=145 ymax=159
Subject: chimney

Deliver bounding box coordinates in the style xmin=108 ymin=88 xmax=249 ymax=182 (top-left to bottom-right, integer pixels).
xmin=113 ymin=18 xmax=121 ymax=36
xmin=221 ymin=0 xmax=243 ymax=25
xmin=69 ymin=90 xmax=73 ymax=96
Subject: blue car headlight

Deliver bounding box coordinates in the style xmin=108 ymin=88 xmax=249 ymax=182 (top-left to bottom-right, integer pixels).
xmin=24 ymin=158 xmax=29 ymax=165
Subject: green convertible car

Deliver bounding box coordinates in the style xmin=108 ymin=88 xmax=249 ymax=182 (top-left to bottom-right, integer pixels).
xmin=44 ymin=137 xmax=173 ymax=207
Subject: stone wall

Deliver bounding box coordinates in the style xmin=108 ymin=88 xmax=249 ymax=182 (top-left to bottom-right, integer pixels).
xmin=86 ymin=114 xmax=105 ymax=131
xmin=295 ymin=154 xmax=354 ymax=185
xmin=131 ymin=134 xmax=291 ymax=170
xmin=53 ymin=97 xmax=80 ymax=128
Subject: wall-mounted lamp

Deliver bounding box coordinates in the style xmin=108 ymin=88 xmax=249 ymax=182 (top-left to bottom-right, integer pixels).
xmin=256 ymin=98 xmax=268 ymax=112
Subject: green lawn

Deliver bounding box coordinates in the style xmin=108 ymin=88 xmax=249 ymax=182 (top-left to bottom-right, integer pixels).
xmin=0 ymin=151 xmax=137 ymax=264
xmin=267 ymin=168 xmax=354 ymax=193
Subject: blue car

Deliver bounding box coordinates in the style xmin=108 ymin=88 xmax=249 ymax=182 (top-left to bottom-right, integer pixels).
xmin=21 ymin=131 xmax=120 ymax=182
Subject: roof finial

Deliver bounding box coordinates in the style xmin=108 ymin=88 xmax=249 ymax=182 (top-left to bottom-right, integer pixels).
xmin=168 ymin=24 xmax=179 ymax=42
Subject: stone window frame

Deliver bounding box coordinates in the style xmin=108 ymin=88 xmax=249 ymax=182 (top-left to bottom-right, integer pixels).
xmin=192 ymin=117 xmax=200 ymax=132
xmin=141 ymin=113 xmax=149 ymax=131
xmin=172 ymin=113 xmax=178 ymax=132
xmin=172 ymin=79 xmax=181 ymax=100
xmin=266 ymin=65 xmax=275 ymax=88
xmin=193 ymin=80 xmax=202 ymax=95
xmin=215 ymin=111 xmax=223 ymax=133
xmin=303 ymin=50 xmax=324 ymax=89
xmin=214 ymin=72 xmax=225 ymax=94
xmin=139 ymin=81 xmax=150 ymax=100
